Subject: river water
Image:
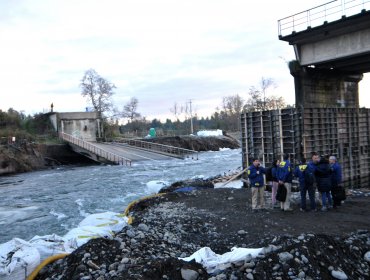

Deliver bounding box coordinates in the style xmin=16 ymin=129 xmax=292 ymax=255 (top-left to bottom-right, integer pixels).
xmin=0 ymin=149 xmax=241 ymax=244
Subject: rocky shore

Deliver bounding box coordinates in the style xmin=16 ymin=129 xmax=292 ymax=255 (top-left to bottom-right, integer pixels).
xmin=36 ymin=187 xmax=370 ymax=280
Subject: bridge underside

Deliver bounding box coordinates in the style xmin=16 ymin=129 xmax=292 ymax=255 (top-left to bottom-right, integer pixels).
xmin=310 ymin=51 xmax=370 ymax=73
xmin=280 ymin=10 xmax=370 ymax=70
xmin=280 ymin=10 xmax=370 ymax=109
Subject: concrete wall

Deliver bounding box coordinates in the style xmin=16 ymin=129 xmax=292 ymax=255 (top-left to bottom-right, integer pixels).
xmin=60 ymin=119 xmax=97 ymax=141
xmin=58 ymin=112 xmax=98 ymax=120
xmin=291 ymin=66 xmax=362 ymax=109
xmin=49 ymin=113 xmax=58 ymax=131
xmin=299 ymin=28 xmax=370 ymax=66
xmin=49 ymin=112 xmax=100 ymax=141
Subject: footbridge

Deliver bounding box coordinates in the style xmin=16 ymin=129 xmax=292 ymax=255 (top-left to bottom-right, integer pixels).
xmin=278 ymin=0 xmax=370 ymax=108
xmin=59 ymin=132 xmax=198 ymax=166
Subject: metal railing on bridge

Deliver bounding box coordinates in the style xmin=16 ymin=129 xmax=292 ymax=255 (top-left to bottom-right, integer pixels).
xmin=117 ymin=138 xmax=199 ymax=160
xmin=278 ymin=0 xmax=370 ymax=37
xmin=59 ymin=132 xmax=132 ymax=166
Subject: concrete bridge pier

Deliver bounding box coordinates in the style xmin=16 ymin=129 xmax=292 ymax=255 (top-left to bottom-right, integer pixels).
xmin=290 ymin=64 xmax=363 ymax=108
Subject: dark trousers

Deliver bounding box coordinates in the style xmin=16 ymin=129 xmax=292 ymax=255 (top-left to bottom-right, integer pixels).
xmin=300 ymin=184 xmax=316 ymax=210
xmin=331 ymin=184 xmax=344 ymax=207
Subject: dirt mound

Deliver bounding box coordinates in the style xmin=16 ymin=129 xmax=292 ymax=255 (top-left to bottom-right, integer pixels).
xmin=142 ymin=135 xmax=240 ymax=151
xmin=158 ymin=178 xmax=214 ymax=193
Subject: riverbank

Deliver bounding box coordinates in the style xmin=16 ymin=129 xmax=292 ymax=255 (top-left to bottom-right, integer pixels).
xmin=141 ymin=134 xmax=240 ymax=152
xmin=0 ymin=135 xmax=240 ymax=176
xmin=36 ymin=187 xmax=370 ymax=280
xmin=0 ymin=143 xmax=96 ymax=175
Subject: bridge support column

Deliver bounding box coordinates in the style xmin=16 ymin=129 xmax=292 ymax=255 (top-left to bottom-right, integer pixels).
xmin=290 ymin=63 xmax=363 ymax=108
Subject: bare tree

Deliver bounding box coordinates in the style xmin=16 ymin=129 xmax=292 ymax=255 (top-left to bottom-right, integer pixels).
xmin=170 ymin=102 xmax=183 ymax=121
xmin=121 ymin=97 xmax=141 ymax=122
xmin=222 ymin=94 xmax=244 ymax=116
xmin=219 ymin=94 xmax=245 ymax=131
xmin=80 ymin=69 xmax=116 ymax=116
xmin=260 ymin=77 xmax=276 ymax=109
xmin=244 ymin=77 xmax=285 ymax=112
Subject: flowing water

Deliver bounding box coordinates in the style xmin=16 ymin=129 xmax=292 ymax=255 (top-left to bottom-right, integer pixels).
xmin=0 ymin=149 xmax=242 ymax=244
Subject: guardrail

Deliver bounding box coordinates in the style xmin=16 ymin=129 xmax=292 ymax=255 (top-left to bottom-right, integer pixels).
xmin=278 ymin=0 xmax=370 ymax=37
xmin=59 ymin=132 xmax=132 ymax=166
xmin=118 ymin=138 xmax=199 ymax=160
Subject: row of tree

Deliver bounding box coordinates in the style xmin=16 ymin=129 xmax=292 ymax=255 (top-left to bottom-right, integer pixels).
xmin=0 ymin=71 xmax=289 ymax=141
xmin=80 ymin=70 xmax=288 ymax=136
xmin=0 ymin=108 xmax=56 ymax=143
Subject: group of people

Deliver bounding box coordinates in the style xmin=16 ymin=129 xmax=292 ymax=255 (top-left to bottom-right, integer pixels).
xmin=247 ymin=153 xmax=344 ymax=212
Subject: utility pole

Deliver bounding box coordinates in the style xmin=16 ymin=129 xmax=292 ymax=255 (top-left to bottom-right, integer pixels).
xmin=188 ymin=99 xmax=194 ymax=134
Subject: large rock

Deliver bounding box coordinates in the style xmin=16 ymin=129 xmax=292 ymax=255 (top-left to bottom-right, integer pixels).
xmin=181 ymin=268 xmax=199 ymax=280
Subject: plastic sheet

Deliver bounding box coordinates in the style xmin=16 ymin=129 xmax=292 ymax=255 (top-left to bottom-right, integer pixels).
xmin=78 ymin=211 xmax=128 ymax=232
xmin=29 ymin=234 xmax=67 ymax=262
xmin=180 ymin=246 xmax=263 ymax=273
xmin=0 ymin=238 xmax=40 ymax=280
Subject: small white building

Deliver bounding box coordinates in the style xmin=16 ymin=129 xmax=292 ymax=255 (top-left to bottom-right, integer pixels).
xmin=48 ymin=112 xmax=102 ymax=141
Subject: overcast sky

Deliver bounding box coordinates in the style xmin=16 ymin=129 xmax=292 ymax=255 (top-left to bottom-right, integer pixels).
xmin=1 ymin=0 xmax=369 ymax=121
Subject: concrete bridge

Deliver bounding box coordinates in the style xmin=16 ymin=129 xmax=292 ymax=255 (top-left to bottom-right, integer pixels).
xmin=59 ymin=132 xmax=198 ymax=166
xmin=278 ymin=0 xmax=370 ymax=109
xmin=49 ymin=112 xmax=198 ymax=165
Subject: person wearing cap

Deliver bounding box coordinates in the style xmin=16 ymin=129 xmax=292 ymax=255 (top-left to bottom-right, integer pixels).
xmin=247 ymin=158 xmax=266 ymax=211
xmin=329 ymin=156 xmax=344 ymax=208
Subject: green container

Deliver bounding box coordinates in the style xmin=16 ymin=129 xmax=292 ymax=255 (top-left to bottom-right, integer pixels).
xmin=149 ymin=128 xmax=156 ymax=137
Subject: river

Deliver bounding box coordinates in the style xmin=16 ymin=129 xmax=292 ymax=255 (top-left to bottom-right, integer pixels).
xmin=0 ymin=148 xmax=241 ymax=244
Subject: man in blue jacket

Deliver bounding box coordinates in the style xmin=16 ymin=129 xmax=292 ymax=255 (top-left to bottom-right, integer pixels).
xmin=277 ymin=154 xmax=293 ymax=211
xmin=294 ymin=158 xmax=316 ymax=212
xmin=307 ymin=152 xmax=320 ymax=174
xmin=247 ymin=158 xmax=266 ymax=211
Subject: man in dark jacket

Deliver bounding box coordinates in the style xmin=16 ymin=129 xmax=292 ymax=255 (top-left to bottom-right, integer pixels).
xmin=277 ymin=154 xmax=293 ymax=211
xmin=315 ymin=156 xmax=332 ymax=211
xmin=329 ymin=156 xmax=344 ymax=207
xmin=247 ymin=158 xmax=266 ymax=211
xmin=294 ymin=158 xmax=317 ymax=212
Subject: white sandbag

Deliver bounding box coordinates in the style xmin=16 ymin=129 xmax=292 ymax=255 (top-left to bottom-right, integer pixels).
xmin=0 ymin=238 xmax=40 ymax=280
xmin=28 ymin=234 xmax=67 ymax=262
xmin=197 ymin=130 xmax=223 ymax=137
xmin=78 ymin=212 xmax=128 ymax=233
xmin=63 ymin=225 xmax=114 ymax=252
xmin=146 ymin=180 xmax=169 ymax=194
xmin=180 ymin=246 xmax=263 ymax=273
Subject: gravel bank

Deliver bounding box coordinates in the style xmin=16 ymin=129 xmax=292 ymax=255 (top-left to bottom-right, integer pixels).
xmin=36 ymin=188 xmax=370 ymax=280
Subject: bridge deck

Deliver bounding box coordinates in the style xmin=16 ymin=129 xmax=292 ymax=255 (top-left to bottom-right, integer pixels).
xmin=92 ymin=142 xmax=176 ymax=161
xmin=59 ymin=132 xmax=197 ymax=165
